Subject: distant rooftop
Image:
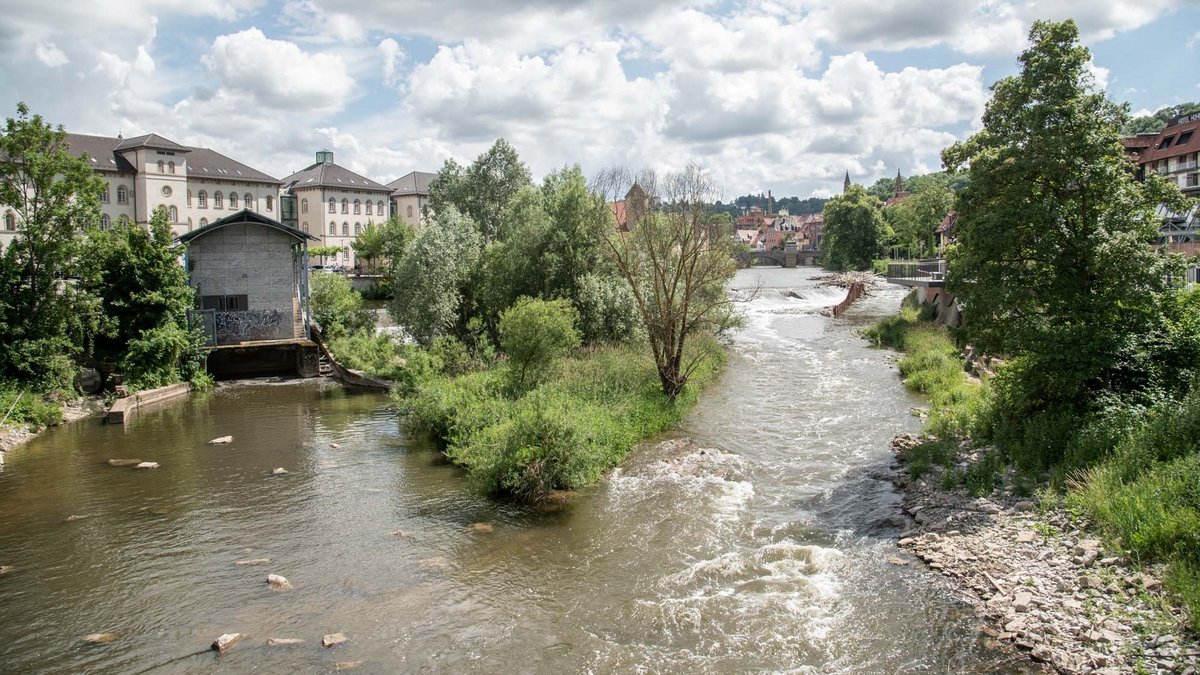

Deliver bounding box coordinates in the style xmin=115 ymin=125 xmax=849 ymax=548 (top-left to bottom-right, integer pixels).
xmin=387 ymin=170 xmax=436 ymax=196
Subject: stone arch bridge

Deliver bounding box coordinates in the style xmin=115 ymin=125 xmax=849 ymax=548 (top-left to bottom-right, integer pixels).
xmin=736 ymin=249 xmax=820 ymax=268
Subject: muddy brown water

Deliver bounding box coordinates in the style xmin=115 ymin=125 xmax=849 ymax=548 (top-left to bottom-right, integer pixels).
xmin=0 ymin=268 xmax=1029 ymax=673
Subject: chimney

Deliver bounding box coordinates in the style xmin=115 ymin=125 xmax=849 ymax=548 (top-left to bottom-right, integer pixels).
xmin=768 ymin=190 xmax=773 ymax=216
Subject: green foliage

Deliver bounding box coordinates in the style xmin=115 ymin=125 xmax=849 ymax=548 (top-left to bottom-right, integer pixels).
xmin=428 ymin=138 xmax=532 ymax=242
xmin=310 ymin=272 xmax=371 ymax=339
xmin=1122 ymin=102 xmax=1199 ymax=135
xmin=352 ymin=217 xmax=413 ymax=276
xmin=574 ymin=272 xmax=639 ymax=343
xmin=0 ymin=381 xmax=63 ymax=429
xmin=942 ymin=20 xmax=1193 ymax=435
xmin=0 ymin=103 xmax=105 ymax=390
xmin=400 ymin=340 xmax=725 ymax=501
xmin=309 ymin=245 xmax=343 ymax=260
xmin=886 ymin=182 xmax=953 ymax=259
xmin=821 ymin=185 xmax=889 ymax=271
xmin=389 ymin=208 xmax=482 ymax=344
xmin=498 ymin=297 xmax=581 ymax=391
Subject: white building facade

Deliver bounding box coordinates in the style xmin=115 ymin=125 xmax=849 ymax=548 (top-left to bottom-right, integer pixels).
xmin=283 ymin=151 xmax=392 ymax=270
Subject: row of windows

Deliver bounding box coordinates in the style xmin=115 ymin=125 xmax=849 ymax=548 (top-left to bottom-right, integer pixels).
xmin=100 ymin=185 xmax=129 ymax=204
xmin=187 ymin=190 xmax=273 ymax=212
xmin=316 ymin=197 xmax=386 ymax=216
xmin=156 ymin=160 xmax=176 ymax=174
xmin=320 ymin=221 xmax=370 ymax=236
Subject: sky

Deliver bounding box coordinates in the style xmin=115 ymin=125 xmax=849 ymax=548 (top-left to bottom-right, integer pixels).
xmin=1 ymin=0 xmax=1198 ymax=200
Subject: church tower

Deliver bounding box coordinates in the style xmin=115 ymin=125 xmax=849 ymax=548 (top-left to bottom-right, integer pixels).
xmin=843 ymin=171 xmax=851 ymax=194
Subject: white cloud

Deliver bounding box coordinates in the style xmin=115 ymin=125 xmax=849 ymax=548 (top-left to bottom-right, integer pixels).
xmin=378 ymin=38 xmax=404 ymax=87
xmin=1188 ymin=31 xmax=1200 ymax=51
xmin=34 ymin=42 xmax=68 ymax=68
xmin=204 ymin=28 xmax=355 ymax=111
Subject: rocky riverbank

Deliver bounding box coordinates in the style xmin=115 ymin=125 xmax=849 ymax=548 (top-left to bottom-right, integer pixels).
xmin=0 ymin=397 xmax=104 ymax=460
xmin=889 ymin=433 xmax=1198 ymax=674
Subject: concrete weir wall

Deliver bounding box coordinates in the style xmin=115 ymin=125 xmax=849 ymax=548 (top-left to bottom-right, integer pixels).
xmin=206 ymin=342 xmax=320 ymax=380
xmin=105 ymin=382 xmax=193 ymax=425
xmin=825 ymin=282 xmax=866 ymax=318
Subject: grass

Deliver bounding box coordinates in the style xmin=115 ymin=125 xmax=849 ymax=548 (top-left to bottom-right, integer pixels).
xmin=0 ymin=381 xmax=63 ymax=430
xmin=399 ymin=338 xmax=726 ymax=502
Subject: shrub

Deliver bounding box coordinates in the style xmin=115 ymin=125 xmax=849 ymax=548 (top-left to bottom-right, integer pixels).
xmin=0 ymin=381 xmax=62 ymax=429
xmin=574 ymin=272 xmax=639 ymax=343
xmin=498 ymin=297 xmax=581 ymax=392
xmin=310 ymin=273 xmax=371 ymax=339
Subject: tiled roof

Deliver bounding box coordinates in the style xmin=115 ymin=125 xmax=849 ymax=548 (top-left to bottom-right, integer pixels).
xmin=64 ymin=133 xmax=137 ymax=173
xmin=1137 ymin=118 xmax=1200 ymax=164
xmin=113 ymin=133 xmax=192 ymax=153
xmin=283 ymin=161 xmax=389 ymax=192
xmin=386 ymin=170 xmax=436 ymax=195
xmin=185 ymin=146 xmax=279 ymax=185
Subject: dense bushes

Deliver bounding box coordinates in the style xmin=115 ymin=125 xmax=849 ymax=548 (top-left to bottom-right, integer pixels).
xmin=401 ymin=339 xmax=724 ymax=501
xmin=498 ymin=298 xmax=580 ymax=391
xmin=0 ymin=382 xmax=64 ymax=429
xmin=310 ymin=272 xmax=372 ymax=339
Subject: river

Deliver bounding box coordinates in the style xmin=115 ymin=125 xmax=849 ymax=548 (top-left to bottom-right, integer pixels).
xmin=0 ymin=268 xmax=1026 ymax=673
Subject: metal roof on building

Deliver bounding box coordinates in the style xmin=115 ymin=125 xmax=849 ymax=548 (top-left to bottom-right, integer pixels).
xmin=176 ymin=209 xmax=318 ymax=244
xmin=282 ymin=161 xmax=390 ymax=192
xmin=386 ymin=170 xmax=436 ymax=195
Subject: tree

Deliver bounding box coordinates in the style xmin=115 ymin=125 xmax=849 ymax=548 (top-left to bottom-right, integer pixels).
xmin=498 ymin=297 xmax=581 ymax=391
xmin=310 ymin=272 xmax=372 ymax=339
xmin=596 ymin=164 xmax=739 ymax=399
xmin=78 ymin=207 xmax=204 ymax=387
xmin=942 ymin=20 xmax=1190 ymax=420
xmin=821 ymin=185 xmax=888 ymax=270
xmin=351 ymin=222 xmax=386 ymax=274
xmin=389 ymin=208 xmax=483 ymax=345
xmin=352 ymin=216 xmax=415 ymax=276
xmin=0 ymin=103 xmax=105 ymax=389
xmin=427 ymin=139 xmax=531 ymax=241
xmin=309 ymin=245 xmax=343 ymax=263
xmin=886 ymin=182 xmax=953 ymax=258
xmin=1123 ymin=102 xmax=1199 ymax=135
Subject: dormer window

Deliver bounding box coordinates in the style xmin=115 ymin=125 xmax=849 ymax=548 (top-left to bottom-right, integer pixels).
xmin=1161 ymin=136 xmax=1175 ymax=149
xmin=1177 ymin=130 xmax=1194 ymax=146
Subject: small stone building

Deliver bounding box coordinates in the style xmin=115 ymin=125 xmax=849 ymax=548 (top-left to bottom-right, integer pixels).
xmin=178 ymin=209 xmax=316 ymax=345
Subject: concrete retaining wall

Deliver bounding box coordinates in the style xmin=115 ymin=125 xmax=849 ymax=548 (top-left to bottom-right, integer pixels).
xmin=313 ymin=336 xmax=394 ymax=392
xmin=105 ymin=382 xmax=193 ymax=425
xmin=825 ymin=282 xmax=866 ymax=318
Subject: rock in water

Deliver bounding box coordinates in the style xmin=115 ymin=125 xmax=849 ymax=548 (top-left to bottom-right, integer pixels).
xmin=267 ymin=637 xmax=305 ymax=646
xmin=272 ymin=467 xmax=288 ymax=475
xmin=106 ymin=459 xmax=142 ymax=467
xmin=211 ymin=633 xmax=243 ymax=652
xmin=470 ymin=522 xmax=494 ymax=533
xmin=335 ymin=660 xmax=363 ymax=671
xmin=0 ymin=565 xmax=11 ymax=575
xmin=135 ymin=462 xmax=159 ymax=469
xmin=65 ymin=514 xmax=89 ymax=521
xmin=322 ymin=632 xmax=348 ymax=648
xmin=266 ymin=574 xmax=292 ymax=589
xmin=208 ymin=436 xmax=233 ymax=445
xmin=235 ymin=558 xmax=270 ymax=566
xmin=330 ymin=443 xmax=341 ymax=449
xmin=82 ymin=632 xmax=120 ymax=644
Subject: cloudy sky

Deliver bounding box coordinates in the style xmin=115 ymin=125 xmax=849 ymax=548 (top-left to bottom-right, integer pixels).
xmin=1 ymin=0 xmax=1198 ymax=199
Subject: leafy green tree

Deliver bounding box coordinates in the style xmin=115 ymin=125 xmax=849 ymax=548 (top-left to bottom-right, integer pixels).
xmin=78 ymin=207 xmax=204 ymax=386
xmin=886 ymin=182 xmax=953 ymax=258
xmin=389 ymin=208 xmax=483 ymax=344
xmin=598 ymin=164 xmax=740 ymax=399
xmin=0 ymin=103 xmax=105 ymax=389
xmin=309 ymin=245 xmax=343 ymax=263
xmin=498 ymin=297 xmax=581 ymax=391
xmin=352 ymin=216 xmax=414 ymax=276
xmin=428 ymin=138 xmax=531 ymax=241
xmin=866 ymin=176 xmax=899 ymax=202
xmin=821 ymin=185 xmax=888 ymax=270
xmin=310 ymin=271 xmax=372 ymax=339
xmin=350 ymin=222 xmax=386 ymax=274
xmin=1123 ymin=102 xmax=1199 ymax=135
xmin=942 ymin=20 xmax=1191 ymax=425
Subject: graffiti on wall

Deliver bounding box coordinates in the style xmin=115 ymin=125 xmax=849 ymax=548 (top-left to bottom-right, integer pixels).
xmin=216 ymin=309 xmax=290 ymax=344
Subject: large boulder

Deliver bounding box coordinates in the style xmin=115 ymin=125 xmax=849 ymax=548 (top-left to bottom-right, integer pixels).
xmin=211 ymin=633 xmax=243 ymax=652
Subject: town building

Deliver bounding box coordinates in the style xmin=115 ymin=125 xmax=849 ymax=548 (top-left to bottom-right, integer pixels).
xmin=280 ymin=151 xmax=392 ymax=271
xmin=387 ymin=170 xmax=436 ymax=228
xmin=0 ymin=132 xmax=282 ymax=249
xmin=1129 ymin=110 xmax=1200 ymax=197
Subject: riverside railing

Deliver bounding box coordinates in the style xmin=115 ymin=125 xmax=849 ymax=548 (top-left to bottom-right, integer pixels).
xmin=885 ymin=259 xmax=947 ymax=285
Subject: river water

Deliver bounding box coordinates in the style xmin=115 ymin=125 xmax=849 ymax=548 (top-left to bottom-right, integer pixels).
xmin=0 ymin=268 xmax=1026 ymax=673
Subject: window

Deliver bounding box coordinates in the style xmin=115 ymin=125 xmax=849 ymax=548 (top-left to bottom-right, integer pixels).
xmin=157 ymin=160 xmax=165 ymax=173
xmin=3 ymin=212 xmax=13 ymax=231
xmin=302 ymin=222 xmax=309 ymax=233
xmin=354 ymin=222 xmax=361 ymax=235
xmin=244 ymin=193 xmax=253 ymax=210
xmin=353 ymin=199 xmax=361 ymax=214
xmin=168 ymin=161 xmax=175 ymax=174
xmin=328 ymin=198 xmax=336 ymax=213
xmin=301 ymin=198 xmax=308 ymax=214
xmin=100 ymin=214 xmax=110 ymax=230
xmin=343 ymin=246 xmax=350 ymax=259
xmin=229 ymin=192 xmax=238 ymax=209
xmin=1178 ymin=131 xmax=1194 ymax=147
xmin=118 ymin=215 xmax=130 ymax=226
xmin=377 ymin=200 xmax=384 ymax=216
xmin=198 ymin=191 xmax=207 ymax=208
xmin=100 ymin=186 xmax=109 ymax=203
xmin=407 ymin=205 xmax=413 ymax=218
xmin=1161 ymin=136 xmax=1175 ymax=150
xmin=199 ymin=218 xmax=208 ymax=227
xmin=341 ymin=198 xmax=348 ymax=214
xmin=214 ymin=192 xmax=223 ymax=209
xmin=200 ymin=294 xmax=248 ymax=312
xmin=329 ymin=222 xmax=336 ymax=235
xmin=187 ymin=190 xmax=192 ymax=207
xmin=265 ymin=196 xmax=273 ymax=211
xmin=168 ymin=205 xmax=178 ymax=222
xmin=117 ymin=185 xmax=129 ymax=204
xmin=365 ymin=201 xmax=373 ymax=216
xmin=342 ymin=222 xmax=349 ymax=236
xmin=1188 ymin=173 xmax=1199 ymax=188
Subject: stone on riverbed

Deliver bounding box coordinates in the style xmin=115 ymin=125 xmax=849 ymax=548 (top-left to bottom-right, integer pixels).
xmin=82 ymin=632 xmax=120 ymax=644
xmin=0 ymin=565 xmax=11 ymax=575
xmin=135 ymin=462 xmax=159 ymax=469
xmin=106 ymin=459 xmax=142 ymax=466
xmin=208 ymin=436 xmax=233 ymax=445
xmin=235 ymin=558 xmax=270 ymax=566
xmin=335 ymin=660 xmax=363 ymax=671
xmin=330 ymin=442 xmax=341 ymax=449
xmin=272 ymin=467 xmax=288 ymax=475
xmin=266 ymin=637 xmax=305 ymax=646
xmin=211 ymin=633 xmax=243 ymax=652
xmin=470 ymin=522 xmax=494 ymax=533
xmin=266 ymin=573 xmax=292 ymax=589
xmin=322 ymin=632 xmax=348 ymax=648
